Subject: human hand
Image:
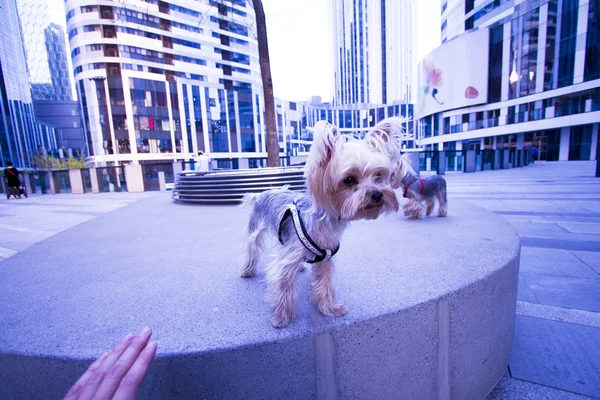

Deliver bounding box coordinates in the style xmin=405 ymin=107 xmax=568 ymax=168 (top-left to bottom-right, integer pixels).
xmin=64 ymin=327 xmax=157 ymax=400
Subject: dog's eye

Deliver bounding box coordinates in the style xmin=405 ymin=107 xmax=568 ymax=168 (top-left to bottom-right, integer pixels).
xmin=343 ymin=176 xmax=357 ymax=186
xmin=374 ymin=173 xmax=383 ymax=184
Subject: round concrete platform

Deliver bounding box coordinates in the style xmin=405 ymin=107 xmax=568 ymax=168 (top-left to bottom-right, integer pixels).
xmin=0 ymin=194 xmax=520 ymax=399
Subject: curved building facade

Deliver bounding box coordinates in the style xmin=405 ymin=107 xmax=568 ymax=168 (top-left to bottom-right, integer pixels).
xmin=420 ymin=0 xmax=599 ymax=164
xmin=65 ymin=0 xmax=272 ymax=168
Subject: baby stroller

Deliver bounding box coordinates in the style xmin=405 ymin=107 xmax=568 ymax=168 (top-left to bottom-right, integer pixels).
xmin=6 ymin=176 xmax=27 ymax=199
xmin=18 ymin=175 xmax=28 ymax=198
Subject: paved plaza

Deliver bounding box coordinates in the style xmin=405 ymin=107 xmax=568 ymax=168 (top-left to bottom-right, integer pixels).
xmin=0 ymin=161 xmax=598 ymax=399
xmin=444 ymin=161 xmax=600 ymax=399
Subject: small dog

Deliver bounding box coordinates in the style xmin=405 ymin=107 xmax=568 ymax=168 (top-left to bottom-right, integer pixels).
xmin=365 ymin=118 xmax=448 ymax=219
xmin=241 ymin=120 xmax=399 ymax=328
xmin=396 ymin=154 xmax=448 ymax=219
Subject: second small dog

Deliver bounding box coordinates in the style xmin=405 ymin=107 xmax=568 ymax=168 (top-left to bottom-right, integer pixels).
xmin=241 ymin=120 xmax=399 ymax=328
xmin=397 ymin=154 xmax=448 ymax=219
xmin=365 ymin=117 xmax=448 ymax=219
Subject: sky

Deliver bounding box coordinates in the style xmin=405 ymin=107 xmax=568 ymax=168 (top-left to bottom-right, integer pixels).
xmin=263 ymin=0 xmax=441 ymax=102
xmin=48 ymin=0 xmax=441 ymax=103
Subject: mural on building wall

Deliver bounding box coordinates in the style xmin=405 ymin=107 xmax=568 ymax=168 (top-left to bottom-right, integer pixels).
xmin=417 ymin=28 xmax=489 ymax=118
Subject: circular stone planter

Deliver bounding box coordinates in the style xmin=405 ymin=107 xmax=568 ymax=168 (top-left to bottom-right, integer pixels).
xmin=0 ymin=196 xmax=519 ymax=399
xmin=172 ymin=166 xmax=306 ymax=204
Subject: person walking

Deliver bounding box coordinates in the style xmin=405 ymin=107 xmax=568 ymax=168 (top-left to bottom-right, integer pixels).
xmin=197 ymin=150 xmax=211 ymax=173
xmin=529 ymin=145 xmax=538 ymax=164
xmin=3 ymin=161 xmax=21 ymax=199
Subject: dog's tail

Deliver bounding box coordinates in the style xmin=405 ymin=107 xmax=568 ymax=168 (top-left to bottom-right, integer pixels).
xmin=399 ymin=153 xmax=417 ymax=177
xmin=240 ymin=192 xmax=260 ymax=208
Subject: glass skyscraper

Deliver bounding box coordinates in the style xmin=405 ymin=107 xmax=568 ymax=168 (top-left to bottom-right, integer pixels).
xmin=16 ymin=0 xmax=73 ymax=101
xmin=332 ymin=0 xmax=416 ymax=105
xmin=0 ymin=0 xmax=59 ymax=168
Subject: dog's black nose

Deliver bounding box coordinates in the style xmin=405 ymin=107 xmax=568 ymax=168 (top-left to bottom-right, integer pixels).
xmin=371 ymin=191 xmax=383 ymax=203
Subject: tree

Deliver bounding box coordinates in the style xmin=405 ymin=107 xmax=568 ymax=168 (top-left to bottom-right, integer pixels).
xmin=251 ymin=0 xmax=279 ymax=167
xmin=206 ymin=0 xmax=279 ymax=167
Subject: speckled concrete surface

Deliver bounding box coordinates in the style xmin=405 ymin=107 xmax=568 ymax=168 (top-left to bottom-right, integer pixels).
xmin=0 ymin=195 xmax=519 ymax=399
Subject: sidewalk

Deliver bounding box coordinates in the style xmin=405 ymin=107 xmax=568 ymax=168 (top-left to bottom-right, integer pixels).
xmin=445 ymin=161 xmax=600 ymax=399
xmin=0 ymin=192 xmax=158 ymax=262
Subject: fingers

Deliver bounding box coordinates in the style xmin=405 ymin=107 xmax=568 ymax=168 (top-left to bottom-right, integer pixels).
xmin=64 ymin=352 xmax=108 ymax=400
xmin=92 ymin=327 xmax=153 ymax=400
xmin=75 ymin=333 xmax=135 ymax=400
xmin=112 ymin=340 xmax=158 ymax=400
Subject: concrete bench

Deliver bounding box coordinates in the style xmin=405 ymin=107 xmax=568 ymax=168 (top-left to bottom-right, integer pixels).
xmin=0 ymin=196 xmax=519 ymax=399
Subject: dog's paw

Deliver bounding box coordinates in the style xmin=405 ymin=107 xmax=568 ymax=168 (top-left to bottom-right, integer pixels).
xmin=240 ymin=263 xmax=257 ymax=278
xmin=318 ymin=302 xmax=347 ymax=317
xmin=270 ymin=309 xmax=294 ymax=328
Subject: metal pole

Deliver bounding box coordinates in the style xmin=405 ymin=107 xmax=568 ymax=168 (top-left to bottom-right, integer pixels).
xmin=596 ymin=139 xmax=600 ymax=178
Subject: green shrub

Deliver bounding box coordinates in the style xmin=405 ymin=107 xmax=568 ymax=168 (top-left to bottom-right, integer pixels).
xmin=33 ymin=155 xmax=88 ymax=170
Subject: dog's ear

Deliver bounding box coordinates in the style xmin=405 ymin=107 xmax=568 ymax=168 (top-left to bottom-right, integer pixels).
xmin=306 ymin=120 xmax=339 ymax=168
xmin=365 ymin=117 xmax=404 ymax=157
xmin=304 ymin=120 xmax=340 ymax=211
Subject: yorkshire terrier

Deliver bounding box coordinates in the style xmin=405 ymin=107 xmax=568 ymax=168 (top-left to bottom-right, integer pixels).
xmin=365 ymin=117 xmax=448 ymax=219
xmin=240 ymin=120 xmax=399 ymax=328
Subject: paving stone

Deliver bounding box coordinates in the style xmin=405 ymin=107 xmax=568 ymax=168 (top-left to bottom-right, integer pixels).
xmin=571 ymin=251 xmax=600 ymax=276
xmin=501 ymin=215 xmax=549 ymax=223
xmin=495 ymin=211 xmax=600 ymax=218
xmin=557 ymin=222 xmax=600 ymax=235
xmin=521 ymin=273 xmax=600 ymax=312
xmin=519 ymin=247 xmax=598 ymax=278
xmin=516 ymin=301 xmax=600 ymax=328
xmin=520 ymin=238 xmax=600 ymax=252
xmin=0 ymin=227 xmax=53 ymax=252
xmin=517 ymin=274 xmax=538 ymax=303
xmin=510 ymin=222 xmax=571 ymax=238
xmin=0 ymin=247 xmax=17 ymax=259
xmin=0 ymin=213 xmax=94 ymax=233
xmin=487 ymin=374 xmax=594 ymax=399
xmin=510 ymin=316 xmax=600 ymax=398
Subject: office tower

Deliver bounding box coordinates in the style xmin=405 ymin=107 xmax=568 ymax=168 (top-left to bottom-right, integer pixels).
xmin=332 ymin=0 xmax=416 ymax=105
xmin=0 ymin=0 xmax=59 ymax=168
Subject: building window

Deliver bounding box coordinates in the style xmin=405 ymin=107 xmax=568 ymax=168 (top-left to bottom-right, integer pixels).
xmin=465 ymin=16 xmax=474 ymax=30
xmin=488 ymin=25 xmax=503 ymax=103
xmin=81 ymin=5 xmax=98 ymax=13
xmin=544 ymin=1 xmax=558 ymax=91
xmin=584 ymin=0 xmax=600 ymax=81
xmin=569 ymin=125 xmax=593 ymax=160
xmin=83 ymin=25 xmax=101 ymax=33
xmin=465 ymin=0 xmax=475 ymax=13
xmin=558 ymin=0 xmax=579 ymax=88
xmin=519 ymin=9 xmax=539 ymax=96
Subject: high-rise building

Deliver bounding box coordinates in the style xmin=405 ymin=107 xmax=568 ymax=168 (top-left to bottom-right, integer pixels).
xmin=441 ymin=0 xmax=467 ymax=43
xmin=15 ymin=0 xmax=85 ymax=158
xmin=0 ymin=0 xmax=61 ymax=168
xmin=418 ymin=0 xmax=599 ymax=167
xmin=65 ymin=0 xmax=279 ymax=168
xmin=45 ymin=23 xmax=74 ymax=102
xmin=332 ymin=0 xmax=416 ymax=105
xmin=16 ymin=0 xmax=73 ymax=101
